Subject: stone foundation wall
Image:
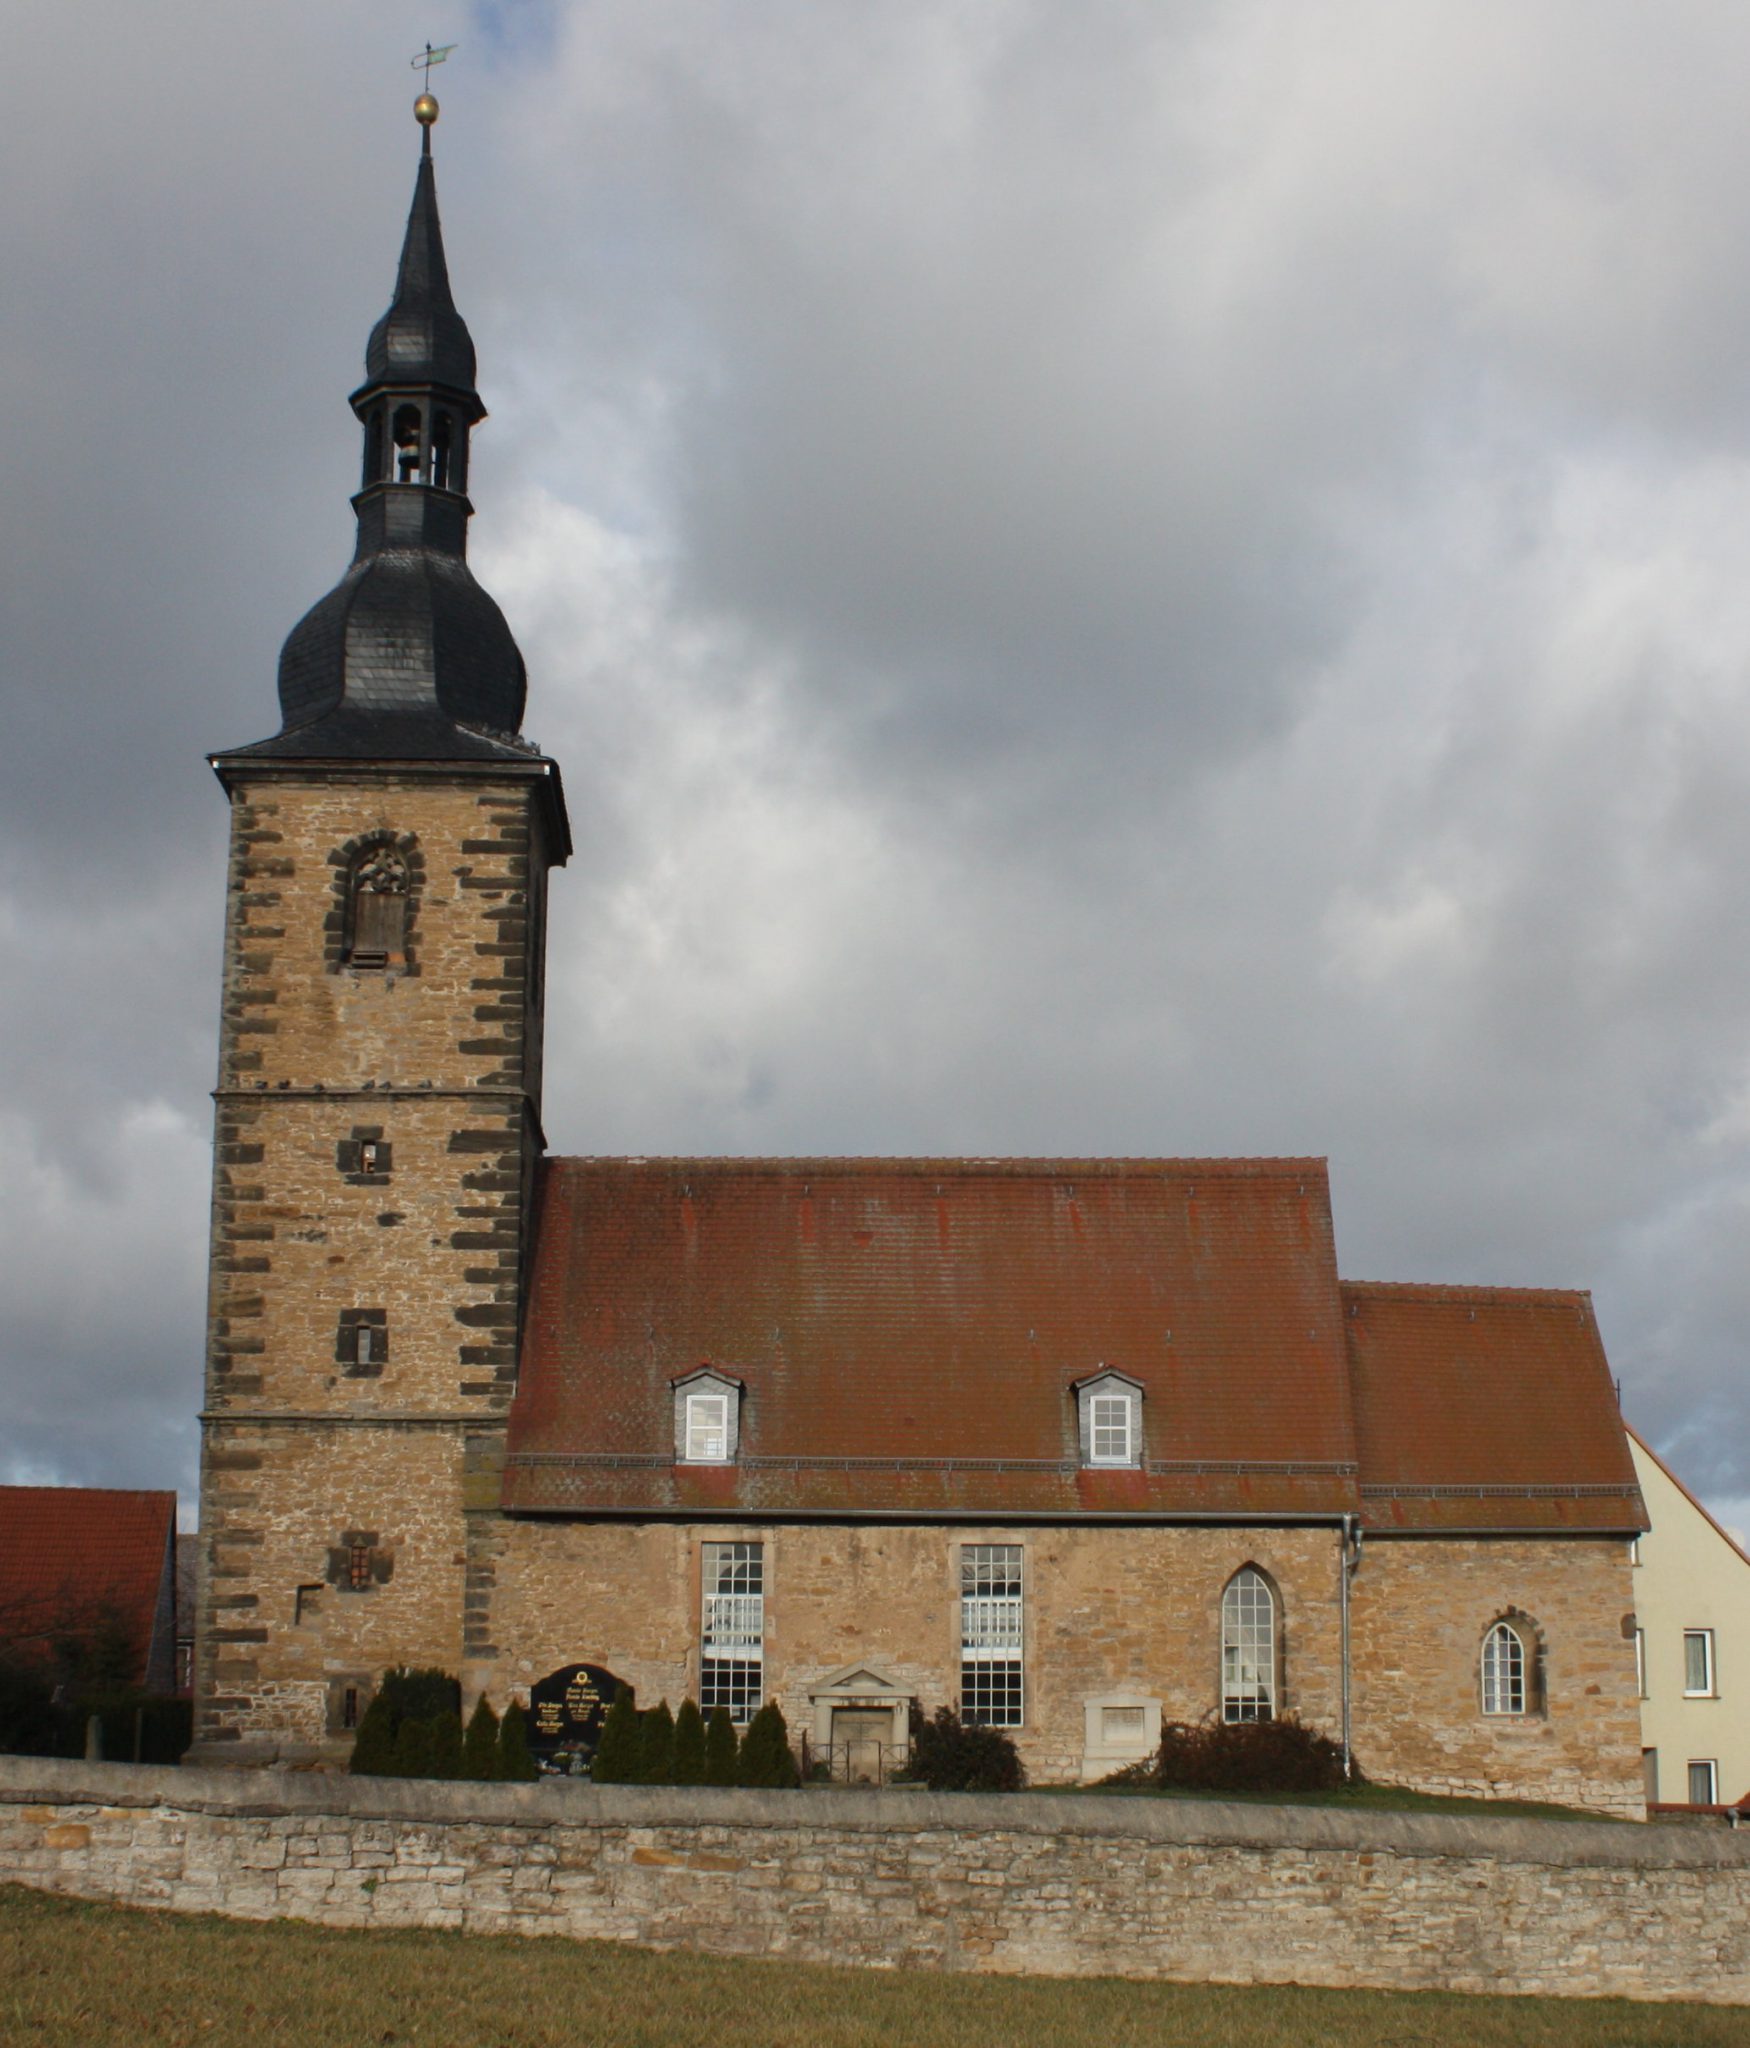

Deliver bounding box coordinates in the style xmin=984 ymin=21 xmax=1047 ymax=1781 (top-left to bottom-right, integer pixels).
xmin=3 ymin=1759 xmax=1745 ymax=2004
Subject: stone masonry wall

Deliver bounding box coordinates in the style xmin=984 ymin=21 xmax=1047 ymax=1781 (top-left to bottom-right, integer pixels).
xmin=2 ymin=1759 xmax=1745 ymax=2004
xmin=477 ymin=1520 xmax=1346 ymax=1786
xmin=1350 ymin=1537 xmax=1644 ymax=1816
xmin=196 ymin=767 xmax=555 ymax=1760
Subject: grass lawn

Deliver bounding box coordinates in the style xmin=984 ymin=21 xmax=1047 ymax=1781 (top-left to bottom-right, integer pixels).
xmin=3 ymin=1883 xmax=1742 ymax=2048
xmin=1057 ymin=1780 xmax=1623 ymax=1822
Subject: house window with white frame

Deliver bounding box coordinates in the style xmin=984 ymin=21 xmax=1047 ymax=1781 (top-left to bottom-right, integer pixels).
xmin=1683 ymin=1628 xmax=1715 ymax=1697
xmin=700 ymin=1541 xmax=763 ymax=1723
xmin=1089 ymin=1393 xmax=1131 ymax=1464
xmin=685 ymin=1391 xmax=730 ymax=1463
xmin=1481 ymin=1620 xmax=1527 ymax=1715
xmin=1221 ymin=1567 xmax=1276 ymax=1722
xmin=1634 ymin=1626 xmax=1646 ymax=1699
xmin=960 ymin=1544 xmax=1023 ymax=1727
xmin=1688 ymin=1758 xmax=1719 ymax=1806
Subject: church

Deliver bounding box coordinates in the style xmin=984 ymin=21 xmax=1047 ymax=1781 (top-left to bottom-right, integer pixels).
xmin=191 ymin=100 xmax=1649 ymax=1815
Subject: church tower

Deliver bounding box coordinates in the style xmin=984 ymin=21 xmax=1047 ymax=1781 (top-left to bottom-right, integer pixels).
xmin=192 ymin=98 xmax=568 ymax=1760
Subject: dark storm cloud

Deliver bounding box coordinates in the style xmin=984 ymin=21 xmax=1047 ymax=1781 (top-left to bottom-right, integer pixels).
xmin=4 ymin=2 xmax=1750 ymax=1518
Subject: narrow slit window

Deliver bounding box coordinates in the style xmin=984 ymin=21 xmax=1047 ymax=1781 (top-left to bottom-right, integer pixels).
xmin=342 ymin=1686 xmax=361 ymax=1730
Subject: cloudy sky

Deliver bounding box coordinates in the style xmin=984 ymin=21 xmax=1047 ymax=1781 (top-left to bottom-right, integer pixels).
xmin=4 ymin=2 xmax=1749 ymax=1533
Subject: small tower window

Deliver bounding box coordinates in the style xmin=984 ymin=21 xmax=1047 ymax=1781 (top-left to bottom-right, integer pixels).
xmin=337 ymin=1308 xmax=388 ymax=1377
xmin=363 ymin=406 xmax=386 ymax=488
xmin=430 ymin=411 xmax=453 ymax=490
xmin=392 ymin=403 xmax=423 ymax=483
xmin=348 ymin=848 xmax=410 ymax=969
xmin=347 ymin=1546 xmax=371 ymax=1591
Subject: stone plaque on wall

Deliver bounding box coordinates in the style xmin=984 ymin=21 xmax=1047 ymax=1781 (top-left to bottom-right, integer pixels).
xmin=527 ymin=1662 xmax=626 ymax=1766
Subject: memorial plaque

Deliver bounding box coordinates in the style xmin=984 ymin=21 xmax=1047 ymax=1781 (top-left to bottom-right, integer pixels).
xmin=527 ymin=1662 xmax=627 ymax=1768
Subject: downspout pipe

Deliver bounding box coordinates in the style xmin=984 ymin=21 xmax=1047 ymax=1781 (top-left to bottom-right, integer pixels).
xmin=1339 ymin=1513 xmax=1362 ymax=1779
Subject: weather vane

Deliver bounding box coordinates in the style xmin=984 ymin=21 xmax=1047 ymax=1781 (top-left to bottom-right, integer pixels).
xmin=411 ymin=42 xmax=458 ymax=136
xmin=412 ymin=42 xmax=458 ymax=84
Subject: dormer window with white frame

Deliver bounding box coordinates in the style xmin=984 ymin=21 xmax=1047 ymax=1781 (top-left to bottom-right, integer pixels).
xmin=671 ymin=1366 xmax=744 ymax=1465
xmin=1071 ymin=1368 xmax=1144 ymax=1469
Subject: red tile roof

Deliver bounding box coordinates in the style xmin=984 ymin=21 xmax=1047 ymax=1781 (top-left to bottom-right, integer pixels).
xmin=504 ymin=1159 xmax=1644 ymax=1535
xmin=0 ymin=1486 xmax=177 ymax=1687
xmin=508 ymin=1156 xmax=1358 ymax=1517
xmin=1343 ymin=1283 xmax=1647 ymax=1533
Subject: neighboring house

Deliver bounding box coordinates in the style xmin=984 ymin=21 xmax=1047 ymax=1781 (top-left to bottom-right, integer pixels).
xmin=188 ymin=102 xmax=1651 ymax=1815
xmin=0 ymin=1486 xmax=179 ymax=1697
xmin=1627 ymin=1428 xmax=1750 ymax=1809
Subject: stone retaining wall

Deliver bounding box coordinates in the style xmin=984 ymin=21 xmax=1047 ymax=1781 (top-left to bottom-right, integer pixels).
xmin=3 ymin=1758 xmax=1746 ymax=2003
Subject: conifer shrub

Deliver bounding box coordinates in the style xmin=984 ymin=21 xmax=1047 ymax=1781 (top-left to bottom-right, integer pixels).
xmin=377 ymin=1667 xmax=461 ymax=1727
xmin=427 ymin=1711 xmax=463 ymax=1781
xmin=703 ymin=1705 xmax=739 ymax=1786
xmin=392 ymin=1716 xmax=434 ymax=1779
xmin=460 ymin=1695 xmax=501 ymax=1781
xmin=1151 ymin=1714 xmax=1351 ymax=1794
xmin=639 ymin=1698 xmax=676 ymax=1784
xmin=736 ymin=1701 xmax=800 ymax=1788
xmin=906 ymin=1704 xmax=1026 ymax=1792
xmin=671 ymin=1698 xmax=707 ymax=1785
xmin=590 ymin=1686 xmax=640 ymax=1783
xmin=497 ymin=1702 xmax=540 ymax=1782
xmin=347 ymin=1692 xmax=396 ymax=1776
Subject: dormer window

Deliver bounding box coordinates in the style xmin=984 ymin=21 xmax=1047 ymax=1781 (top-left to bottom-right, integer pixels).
xmin=1090 ymin=1393 xmax=1131 ymax=1464
xmin=672 ymin=1367 xmax=744 ymax=1465
xmin=687 ymin=1393 xmax=728 ymax=1461
xmin=1072 ymin=1368 xmax=1144 ymax=1469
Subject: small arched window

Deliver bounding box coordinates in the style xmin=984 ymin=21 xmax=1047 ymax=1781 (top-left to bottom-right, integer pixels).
xmin=348 ymin=847 xmax=409 ymax=969
xmin=392 ymin=403 xmax=423 ymax=483
xmin=429 ymin=411 xmax=453 ymax=491
xmin=1481 ymin=1620 xmax=1528 ymax=1715
xmin=363 ymin=406 xmax=385 ymax=489
xmin=1221 ymin=1566 xmax=1276 ymax=1723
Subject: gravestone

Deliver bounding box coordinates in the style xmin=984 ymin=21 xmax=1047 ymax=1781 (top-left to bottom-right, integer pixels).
xmin=527 ymin=1662 xmax=627 ymax=1771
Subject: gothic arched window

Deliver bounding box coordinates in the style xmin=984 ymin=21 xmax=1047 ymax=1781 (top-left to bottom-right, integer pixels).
xmin=347 ymin=847 xmax=409 ymax=969
xmin=1221 ymin=1566 xmax=1277 ymax=1723
xmin=1481 ymin=1620 xmax=1529 ymax=1716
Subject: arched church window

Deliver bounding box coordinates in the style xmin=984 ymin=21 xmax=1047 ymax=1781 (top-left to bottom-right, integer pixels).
xmin=1221 ymin=1566 xmax=1276 ymax=1723
xmin=392 ymin=403 xmax=423 ymax=483
xmin=1481 ymin=1620 xmax=1529 ymax=1715
xmin=347 ymin=848 xmax=410 ymax=969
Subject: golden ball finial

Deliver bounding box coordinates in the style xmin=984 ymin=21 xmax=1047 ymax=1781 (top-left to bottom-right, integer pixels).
xmin=414 ymin=92 xmax=440 ymax=127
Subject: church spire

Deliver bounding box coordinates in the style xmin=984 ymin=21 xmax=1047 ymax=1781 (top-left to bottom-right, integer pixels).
xmin=235 ymin=93 xmax=532 ymax=762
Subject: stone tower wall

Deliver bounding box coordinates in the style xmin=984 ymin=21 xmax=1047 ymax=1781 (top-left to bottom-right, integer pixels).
xmin=193 ymin=767 xmax=556 ymax=1761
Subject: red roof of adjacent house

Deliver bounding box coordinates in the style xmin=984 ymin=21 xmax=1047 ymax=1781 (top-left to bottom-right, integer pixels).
xmin=504 ymin=1157 xmax=1644 ymax=1534
xmin=1344 ymin=1283 xmax=1646 ymax=1533
xmin=0 ymin=1486 xmax=177 ymax=1685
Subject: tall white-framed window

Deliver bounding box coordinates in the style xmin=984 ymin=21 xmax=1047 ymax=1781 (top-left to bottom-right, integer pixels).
xmin=685 ymin=1391 xmax=730 ymax=1463
xmin=1221 ymin=1567 xmax=1276 ymax=1723
xmin=1089 ymin=1394 xmax=1131 ymax=1464
xmin=1688 ymin=1758 xmax=1719 ymax=1806
xmin=1634 ymin=1627 xmax=1647 ymax=1699
xmin=960 ymin=1543 xmax=1023 ymax=1727
xmin=1683 ymin=1629 xmax=1715 ymax=1697
xmin=1481 ymin=1620 xmax=1527 ymax=1715
xmin=700 ymin=1541 xmax=763 ymax=1724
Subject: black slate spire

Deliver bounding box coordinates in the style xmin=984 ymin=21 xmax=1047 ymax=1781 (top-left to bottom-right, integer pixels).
xmin=233 ymin=102 xmax=532 ymax=763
